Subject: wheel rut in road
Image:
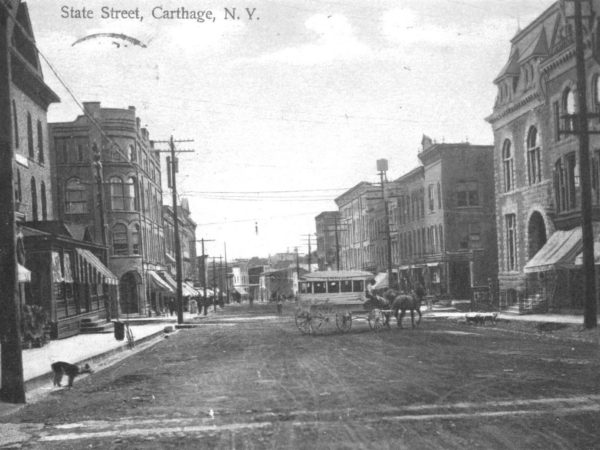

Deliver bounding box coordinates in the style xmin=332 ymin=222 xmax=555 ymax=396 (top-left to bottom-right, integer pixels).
xmin=8 ymin=394 xmax=600 ymax=445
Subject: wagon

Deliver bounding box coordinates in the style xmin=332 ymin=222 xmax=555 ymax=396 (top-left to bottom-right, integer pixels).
xmin=294 ymin=270 xmax=389 ymax=334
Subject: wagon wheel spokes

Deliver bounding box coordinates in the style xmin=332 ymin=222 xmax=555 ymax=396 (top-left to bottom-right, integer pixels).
xmin=368 ymin=309 xmax=385 ymax=330
xmin=311 ymin=313 xmax=326 ymax=332
xmin=295 ymin=310 xmax=312 ymax=335
xmin=335 ymin=312 xmax=352 ymax=333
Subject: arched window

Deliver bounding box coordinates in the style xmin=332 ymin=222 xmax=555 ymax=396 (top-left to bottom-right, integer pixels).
xmin=563 ymin=87 xmax=576 ymax=132
xmin=66 ymin=178 xmax=87 ymax=213
xmin=41 ymin=181 xmax=47 ymax=220
xmin=30 ymin=177 xmax=37 ymax=221
xmin=109 ymin=177 xmax=125 ymax=210
xmin=527 ymin=126 xmax=541 ymax=184
xmin=12 ymin=100 xmax=18 ymax=148
xmin=37 ymin=120 xmax=44 ymax=163
xmin=112 ymin=224 xmax=128 ymax=255
xmin=27 ymin=112 xmax=33 ymax=158
xmin=132 ymin=224 xmax=141 ymax=254
xmin=502 ymin=139 xmax=514 ymax=192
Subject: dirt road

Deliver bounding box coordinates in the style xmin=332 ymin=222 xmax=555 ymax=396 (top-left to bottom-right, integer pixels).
xmin=2 ymin=303 xmax=600 ymax=449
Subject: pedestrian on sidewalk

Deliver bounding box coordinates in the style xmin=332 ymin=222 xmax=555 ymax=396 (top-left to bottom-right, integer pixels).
xmin=277 ymin=295 xmax=283 ymax=314
xmin=168 ymin=298 xmax=176 ymax=316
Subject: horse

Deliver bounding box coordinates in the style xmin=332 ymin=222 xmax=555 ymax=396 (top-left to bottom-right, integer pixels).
xmin=385 ymin=289 xmax=422 ymax=328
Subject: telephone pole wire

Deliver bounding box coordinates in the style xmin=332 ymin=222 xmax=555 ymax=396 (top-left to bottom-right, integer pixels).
xmin=153 ymin=136 xmax=194 ymax=325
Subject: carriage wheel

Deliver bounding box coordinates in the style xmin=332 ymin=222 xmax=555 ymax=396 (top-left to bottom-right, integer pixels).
xmin=295 ymin=310 xmax=312 ymax=335
xmin=368 ymin=309 xmax=385 ymax=330
xmin=335 ymin=313 xmax=352 ymax=332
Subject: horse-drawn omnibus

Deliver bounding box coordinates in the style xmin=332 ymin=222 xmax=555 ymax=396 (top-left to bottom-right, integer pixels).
xmin=295 ymin=270 xmax=389 ymax=334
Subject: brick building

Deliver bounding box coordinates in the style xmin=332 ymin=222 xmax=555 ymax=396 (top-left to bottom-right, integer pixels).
xmin=372 ymin=138 xmax=497 ymax=298
xmin=162 ymin=199 xmax=198 ymax=283
xmin=315 ymin=211 xmax=341 ymax=271
xmin=487 ymin=0 xmax=600 ymax=311
xmin=335 ymin=182 xmax=375 ymax=271
xmin=50 ymin=102 xmax=166 ymax=316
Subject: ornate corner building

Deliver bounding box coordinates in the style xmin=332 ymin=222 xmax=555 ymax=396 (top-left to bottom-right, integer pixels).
xmin=487 ymin=0 xmax=600 ymax=312
xmin=50 ymin=102 xmax=166 ymax=317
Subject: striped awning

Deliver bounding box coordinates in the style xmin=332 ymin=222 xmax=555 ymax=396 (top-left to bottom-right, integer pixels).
xmin=148 ymin=270 xmax=174 ymax=293
xmin=75 ymin=248 xmax=119 ymax=285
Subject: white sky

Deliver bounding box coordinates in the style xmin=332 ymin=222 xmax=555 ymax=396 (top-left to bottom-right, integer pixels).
xmin=26 ymin=0 xmax=552 ymax=260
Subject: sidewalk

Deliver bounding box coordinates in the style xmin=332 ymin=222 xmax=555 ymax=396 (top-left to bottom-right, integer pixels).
xmin=424 ymin=310 xmax=587 ymax=324
xmin=2 ymin=311 xmax=212 ymax=392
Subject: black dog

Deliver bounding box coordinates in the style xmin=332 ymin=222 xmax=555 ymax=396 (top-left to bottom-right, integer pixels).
xmin=51 ymin=361 xmax=93 ymax=388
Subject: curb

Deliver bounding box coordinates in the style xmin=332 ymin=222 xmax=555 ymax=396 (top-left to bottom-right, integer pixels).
xmin=23 ymin=327 xmax=168 ymax=392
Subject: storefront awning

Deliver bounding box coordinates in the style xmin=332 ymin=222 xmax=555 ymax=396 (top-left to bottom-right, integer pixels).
xmin=524 ymin=228 xmax=582 ymax=273
xmin=75 ymin=248 xmax=119 ymax=285
xmin=182 ymin=282 xmax=199 ymax=297
xmin=234 ymin=286 xmax=249 ymax=296
xmin=148 ymin=270 xmax=174 ymax=293
xmin=372 ymin=272 xmax=388 ymax=290
xmin=18 ymin=263 xmax=31 ymax=283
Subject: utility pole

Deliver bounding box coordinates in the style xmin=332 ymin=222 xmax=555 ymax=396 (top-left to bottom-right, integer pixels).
xmin=573 ymin=0 xmax=597 ymax=329
xmin=0 ymin=2 xmax=25 ymax=404
xmin=560 ymin=0 xmax=597 ymax=329
xmin=212 ymin=257 xmax=217 ymax=312
xmin=334 ymin=216 xmax=341 ymax=270
xmin=224 ymin=243 xmax=229 ymax=304
xmin=295 ymin=247 xmax=300 ymax=281
xmin=197 ymin=238 xmax=215 ymax=315
xmin=153 ymin=137 xmax=194 ymax=325
xmin=301 ymin=234 xmax=314 ymax=272
xmin=218 ymin=256 xmax=224 ymax=307
xmin=91 ymin=143 xmax=108 ymax=262
xmin=377 ymin=159 xmax=394 ymax=288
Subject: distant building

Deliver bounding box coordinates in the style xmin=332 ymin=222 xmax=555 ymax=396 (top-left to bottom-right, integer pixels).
xmin=389 ymin=139 xmax=497 ymax=298
xmin=315 ymin=211 xmax=341 ymax=271
xmin=335 ymin=182 xmax=375 ymax=271
xmin=162 ymin=199 xmax=197 ymax=283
